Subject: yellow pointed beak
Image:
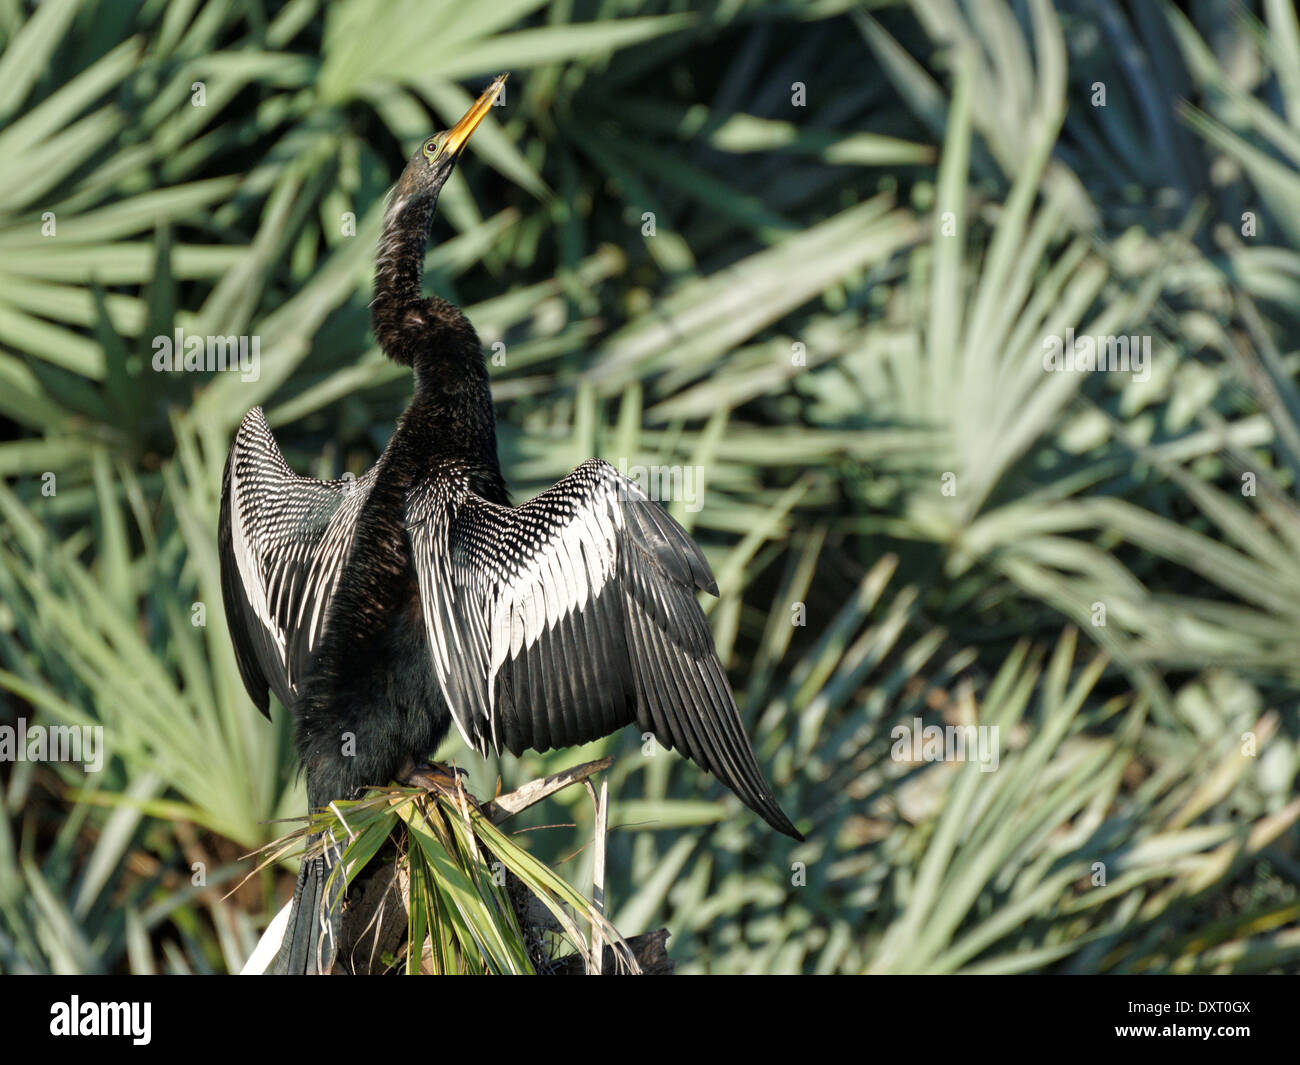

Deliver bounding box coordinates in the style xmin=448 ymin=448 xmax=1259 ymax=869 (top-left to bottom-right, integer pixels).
xmin=442 ymin=73 xmax=508 ymax=158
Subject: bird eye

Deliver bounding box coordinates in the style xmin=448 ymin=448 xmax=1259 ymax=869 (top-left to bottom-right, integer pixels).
xmin=423 ymin=137 xmax=441 ymax=159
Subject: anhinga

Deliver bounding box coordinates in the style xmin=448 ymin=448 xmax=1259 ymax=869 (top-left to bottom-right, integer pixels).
xmin=219 ymin=74 xmax=801 ymax=975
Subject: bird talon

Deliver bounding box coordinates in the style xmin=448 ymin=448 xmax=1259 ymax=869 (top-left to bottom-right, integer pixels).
xmin=401 ymin=760 xmax=468 ymax=794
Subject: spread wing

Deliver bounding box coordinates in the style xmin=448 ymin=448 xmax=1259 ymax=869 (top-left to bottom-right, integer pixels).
xmin=406 ymin=458 xmax=800 ymax=838
xmin=218 ymin=407 xmax=374 ymax=716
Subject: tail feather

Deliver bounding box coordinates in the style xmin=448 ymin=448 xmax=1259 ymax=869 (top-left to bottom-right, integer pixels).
xmin=266 ymin=844 xmax=343 ymax=974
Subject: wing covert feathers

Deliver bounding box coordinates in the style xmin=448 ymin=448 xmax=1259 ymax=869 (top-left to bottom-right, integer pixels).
xmin=406 ymin=458 xmax=800 ymax=839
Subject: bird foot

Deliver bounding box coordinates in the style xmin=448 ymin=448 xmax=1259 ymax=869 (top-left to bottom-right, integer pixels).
xmin=399 ymin=760 xmax=469 ymax=795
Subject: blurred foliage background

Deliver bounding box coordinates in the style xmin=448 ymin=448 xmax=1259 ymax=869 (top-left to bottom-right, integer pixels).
xmin=1 ymin=0 xmax=1299 ymax=974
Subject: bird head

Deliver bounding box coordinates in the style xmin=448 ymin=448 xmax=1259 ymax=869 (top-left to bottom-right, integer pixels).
xmin=391 ymin=73 xmax=508 ymax=212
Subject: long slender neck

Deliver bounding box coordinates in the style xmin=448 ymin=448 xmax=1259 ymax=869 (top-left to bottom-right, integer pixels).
xmin=370 ymin=186 xmax=502 ymax=489
xmin=370 ymin=191 xmax=481 ymax=375
xmin=373 ymin=193 xmax=434 ymax=324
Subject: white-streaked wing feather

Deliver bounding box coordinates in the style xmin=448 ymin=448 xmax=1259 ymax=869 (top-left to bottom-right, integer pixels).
xmin=403 ymin=458 xmax=798 ymax=837
xmin=219 ymin=407 xmax=373 ymax=713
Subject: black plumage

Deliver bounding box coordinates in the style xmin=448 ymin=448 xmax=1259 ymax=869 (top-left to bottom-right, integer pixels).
xmin=218 ymin=75 xmax=801 ymax=975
